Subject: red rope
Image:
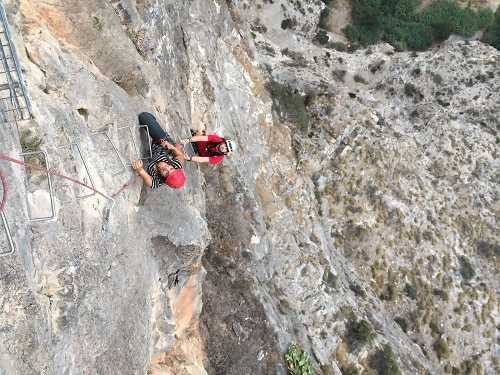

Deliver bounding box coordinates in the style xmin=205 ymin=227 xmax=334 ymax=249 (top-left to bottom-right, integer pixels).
xmin=0 ymin=154 xmax=133 ymax=209
xmin=0 ymin=165 xmax=7 ymax=212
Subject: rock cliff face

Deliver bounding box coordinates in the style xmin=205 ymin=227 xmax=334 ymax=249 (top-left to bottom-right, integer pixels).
xmin=0 ymin=1 xmax=498 ymax=374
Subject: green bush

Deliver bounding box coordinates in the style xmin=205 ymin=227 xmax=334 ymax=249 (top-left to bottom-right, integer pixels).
xmin=351 ymin=0 xmax=383 ymax=26
xmin=284 ymin=343 xmax=315 ymax=375
xmin=369 ymin=344 xmax=401 ymax=375
xmin=483 ymin=7 xmax=500 ymax=50
xmin=282 ymin=18 xmax=295 ymax=30
xmin=459 ymin=256 xmax=475 ymax=281
xmin=404 ymin=283 xmax=417 ymax=299
xmin=341 ymin=366 xmax=360 ymax=375
xmin=477 ymin=8 xmax=495 ymax=28
xmin=319 ymin=7 xmax=330 ymax=30
xmin=344 ymin=0 xmax=495 ymax=50
xmin=419 ymin=0 xmax=488 ymax=39
xmin=380 ymin=345 xmax=401 ymax=375
xmin=433 ymin=337 xmax=450 ymax=360
xmin=314 ymin=29 xmax=330 ymax=45
xmin=347 ymin=319 xmax=376 ymax=347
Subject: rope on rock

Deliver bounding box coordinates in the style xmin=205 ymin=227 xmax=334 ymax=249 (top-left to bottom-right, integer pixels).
xmin=0 ymin=154 xmax=132 ymax=210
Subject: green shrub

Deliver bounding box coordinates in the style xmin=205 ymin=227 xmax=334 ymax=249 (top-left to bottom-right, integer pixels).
xmin=344 ymin=0 xmax=495 ymax=51
xmin=319 ymin=7 xmax=330 ymax=30
xmin=459 ymin=256 xmax=475 ymax=281
xmin=284 ymin=343 xmax=315 ymax=375
xmin=351 ymin=0 xmax=383 ymax=26
xmin=404 ymin=283 xmax=417 ymax=300
xmin=343 ymin=23 xmax=383 ymax=46
xmin=433 ymin=337 xmax=450 ymax=360
xmin=420 ymin=0 xmax=486 ymax=39
xmin=341 ymin=366 xmax=360 ymax=375
xmin=369 ymin=344 xmax=401 ymax=375
xmin=20 ymin=129 xmax=46 ymax=167
xmin=483 ymin=7 xmax=500 ymax=50
xmin=282 ymin=18 xmax=295 ymax=30
xmin=392 ymin=0 xmax=419 ymax=21
xmin=314 ymin=29 xmax=330 ymax=44
xmin=380 ymin=345 xmax=401 ymax=375
xmin=347 ymin=319 xmax=376 ymax=347
xmin=477 ymin=7 xmax=495 ymax=28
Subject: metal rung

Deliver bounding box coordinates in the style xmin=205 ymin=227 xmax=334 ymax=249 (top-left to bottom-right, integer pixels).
xmin=0 ymin=82 xmax=19 ymax=91
xmin=56 ymin=142 xmax=96 ymax=199
xmin=1 ymin=107 xmax=28 ymax=112
xmin=20 ymin=150 xmax=56 ymax=222
xmin=116 ymin=125 xmax=153 ymax=165
xmin=0 ymin=2 xmax=33 ymax=123
xmin=0 ymin=210 xmax=15 ymax=256
xmin=90 ymin=129 xmax=126 ymax=176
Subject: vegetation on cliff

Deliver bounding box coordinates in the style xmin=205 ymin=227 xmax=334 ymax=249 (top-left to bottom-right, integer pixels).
xmin=343 ymin=0 xmax=496 ymax=50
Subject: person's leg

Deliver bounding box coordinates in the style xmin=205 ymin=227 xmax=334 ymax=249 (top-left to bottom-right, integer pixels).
xmin=138 ymin=112 xmax=175 ymax=143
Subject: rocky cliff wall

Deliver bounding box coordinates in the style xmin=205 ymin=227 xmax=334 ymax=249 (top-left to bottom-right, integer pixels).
xmin=0 ymin=1 xmax=498 ymax=375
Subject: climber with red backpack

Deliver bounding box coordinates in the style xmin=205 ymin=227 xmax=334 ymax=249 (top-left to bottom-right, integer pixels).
xmin=131 ymin=112 xmax=186 ymax=189
xmin=180 ymin=130 xmax=236 ymax=165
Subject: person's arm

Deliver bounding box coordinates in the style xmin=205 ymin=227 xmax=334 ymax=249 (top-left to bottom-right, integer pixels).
xmin=132 ymin=160 xmax=153 ymax=187
xmin=188 ymin=155 xmax=210 ymax=163
xmin=180 ymin=135 xmax=208 ymax=144
xmin=160 ymin=140 xmax=185 ymax=161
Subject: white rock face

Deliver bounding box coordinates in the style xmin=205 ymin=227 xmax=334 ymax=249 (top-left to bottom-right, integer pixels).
xmin=0 ymin=1 xmax=498 ymax=375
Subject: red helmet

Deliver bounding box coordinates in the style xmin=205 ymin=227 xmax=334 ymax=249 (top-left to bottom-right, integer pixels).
xmin=164 ymin=169 xmax=186 ymax=189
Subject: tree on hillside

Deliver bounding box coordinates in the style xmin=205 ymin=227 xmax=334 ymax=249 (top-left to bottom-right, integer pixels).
xmin=483 ymin=7 xmax=500 ymax=50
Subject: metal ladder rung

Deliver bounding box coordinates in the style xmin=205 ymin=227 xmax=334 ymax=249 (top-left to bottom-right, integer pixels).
xmin=0 ymin=210 xmax=15 ymax=257
xmin=20 ymin=150 xmax=56 ymax=223
xmin=56 ymin=142 xmax=97 ymax=199
xmin=90 ymin=129 xmax=126 ymax=176
xmin=116 ymin=125 xmax=153 ymax=165
xmin=0 ymin=1 xmax=33 ymax=123
xmin=0 ymin=82 xmax=19 ymax=90
xmin=0 ymin=69 xmax=20 ymax=74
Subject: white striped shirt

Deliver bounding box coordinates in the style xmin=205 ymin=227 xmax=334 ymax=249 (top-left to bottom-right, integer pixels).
xmin=145 ymin=143 xmax=182 ymax=189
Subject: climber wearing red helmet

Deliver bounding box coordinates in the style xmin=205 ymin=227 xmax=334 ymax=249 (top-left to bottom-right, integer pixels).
xmin=180 ymin=130 xmax=236 ymax=165
xmin=131 ymin=112 xmax=186 ymax=189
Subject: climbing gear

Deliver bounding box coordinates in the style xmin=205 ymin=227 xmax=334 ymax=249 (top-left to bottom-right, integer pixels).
xmin=165 ymin=169 xmax=185 ymax=189
xmin=225 ymin=139 xmax=236 ymax=154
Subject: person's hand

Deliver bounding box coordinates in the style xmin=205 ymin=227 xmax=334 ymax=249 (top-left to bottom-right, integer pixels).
xmin=180 ymin=138 xmax=190 ymax=145
xmin=160 ymin=140 xmax=175 ymax=149
xmin=132 ymin=160 xmax=143 ymax=172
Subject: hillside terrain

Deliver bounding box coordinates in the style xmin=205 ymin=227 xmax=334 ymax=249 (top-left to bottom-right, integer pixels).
xmin=0 ymin=1 xmax=498 ymax=374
